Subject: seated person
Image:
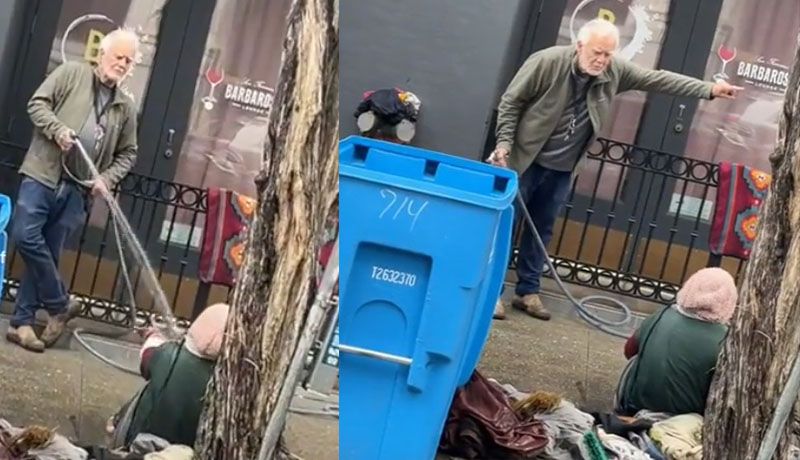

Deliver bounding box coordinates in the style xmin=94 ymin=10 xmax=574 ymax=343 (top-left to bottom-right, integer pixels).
xmin=616 ymin=268 xmax=737 ymax=416
xmin=109 ymin=302 xmax=230 ymax=448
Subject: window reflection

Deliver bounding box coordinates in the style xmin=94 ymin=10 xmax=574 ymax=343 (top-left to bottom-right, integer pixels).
xmin=679 ymin=0 xmax=799 ymax=216
xmin=172 ymin=0 xmax=291 ymax=199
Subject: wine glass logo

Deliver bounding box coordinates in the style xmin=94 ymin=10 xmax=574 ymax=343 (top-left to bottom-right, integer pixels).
xmin=714 ymin=45 xmax=737 ymax=82
xmin=201 ymin=68 xmax=225 ymax=111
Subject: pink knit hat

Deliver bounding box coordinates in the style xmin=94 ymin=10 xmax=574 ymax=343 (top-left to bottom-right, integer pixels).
xmin=676 ymin=268 xmax=738 ymax=324
xmin=186 ymin=303 xmax=230 ymax=360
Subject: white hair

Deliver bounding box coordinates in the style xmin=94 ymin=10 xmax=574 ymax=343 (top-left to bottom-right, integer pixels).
xmin=100 ymin=28 xmax=140 ymax=56
xmin=577 ymin=19 xmax=620 ymax=46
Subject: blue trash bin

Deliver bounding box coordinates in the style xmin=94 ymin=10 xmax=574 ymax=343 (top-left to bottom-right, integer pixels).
xmin=339 ymin=136 xmax=517 ymax=460
xmin=0 ymin=194 xmax=11 ymax=300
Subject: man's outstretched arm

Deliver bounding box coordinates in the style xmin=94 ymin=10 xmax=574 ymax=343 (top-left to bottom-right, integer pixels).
xmin=617 ymin=59 xmax=742 ymax=100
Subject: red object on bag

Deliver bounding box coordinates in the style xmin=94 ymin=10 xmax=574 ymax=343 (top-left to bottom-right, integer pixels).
xmin=709 ymin=162 xmax=771 ymax=260
xmin=199 ymin=188 xmax=256 ymax=287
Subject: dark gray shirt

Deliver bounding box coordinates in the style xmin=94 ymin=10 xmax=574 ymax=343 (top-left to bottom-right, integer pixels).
xmin=66 ymin=81 xmax=113 ymax=182
xmin=535 ymin=66 xmax=594 ymax=172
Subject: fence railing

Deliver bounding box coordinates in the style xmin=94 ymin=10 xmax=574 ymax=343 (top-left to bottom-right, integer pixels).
xmin=0 ymin=137 xmax=748 ymax=326
xmin=510 ymin=137 xmax=747 ymax=303
xmin=1 ymin=160 xmax=222 ymax=328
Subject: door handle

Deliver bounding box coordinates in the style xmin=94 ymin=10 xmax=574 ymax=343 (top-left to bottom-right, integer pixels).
xmin=164 ymin=128 xmax=175 ymax=158
xmin=673 ymin=104 xmax=687 ymax=133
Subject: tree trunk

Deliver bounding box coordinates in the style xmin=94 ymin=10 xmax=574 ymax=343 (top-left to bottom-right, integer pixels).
xmin=703 ymin=44 xmax=800 ymax=458
xmin=194 ymin=0 xmax=338 ymax=458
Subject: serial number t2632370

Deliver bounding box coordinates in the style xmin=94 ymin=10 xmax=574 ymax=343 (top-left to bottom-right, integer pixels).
xmin=371 ymin=266 xmax=417 ymax=287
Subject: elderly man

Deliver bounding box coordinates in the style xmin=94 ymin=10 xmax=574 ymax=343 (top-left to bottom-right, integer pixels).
xmin=7 ymin=29 xmax=139 ymax=352
xmin=490 ymin=19 xmax=741 ymax=321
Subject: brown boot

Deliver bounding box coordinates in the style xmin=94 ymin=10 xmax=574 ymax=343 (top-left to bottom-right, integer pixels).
xmin=41 ymin=298 xmax=83 ymax=347
xmin=492 ymin=299 xmax=506 ymax=320
xmin=512 ymin=294 xmax=551 ymax=321
xmin=6 ymin=325 xmax=45 ymax=353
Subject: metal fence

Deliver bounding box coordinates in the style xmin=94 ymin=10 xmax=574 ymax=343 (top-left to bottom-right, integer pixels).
xmin=1 ymin=160 xmax=220 ymax=328
xmin=0 ymin=137 xmax=749 ymax=327
xmin=510 ymin=137 xmax=747 ymax=303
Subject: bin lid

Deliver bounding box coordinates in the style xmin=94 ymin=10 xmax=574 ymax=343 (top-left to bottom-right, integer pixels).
xmin=340 ymin=136 xmax=517 ymax=211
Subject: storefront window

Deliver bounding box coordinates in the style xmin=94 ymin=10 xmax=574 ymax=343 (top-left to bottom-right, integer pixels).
xmin=678 ymin=0 xmax=800 ymax=216
xmin=171 ymin=0 xmax=291 ymax=199
xmin=554 ymin=0 xmax=672 ymax=199
xmin=157 ymin=0 xmax=291 ymax=248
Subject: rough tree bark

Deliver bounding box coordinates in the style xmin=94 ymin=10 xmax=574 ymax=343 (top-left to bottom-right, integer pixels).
xmin=704 ymin=43 xmax=800 ymax=458
xmin=194 ymin=0 xmax=338 ymax=458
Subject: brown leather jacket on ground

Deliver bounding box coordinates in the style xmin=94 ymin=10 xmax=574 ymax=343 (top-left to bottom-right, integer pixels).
xmin=439 ymin=371 xmax=549 ymax=459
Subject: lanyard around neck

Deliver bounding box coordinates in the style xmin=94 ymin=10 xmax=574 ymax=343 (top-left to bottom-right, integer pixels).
xmin=92 ymin=75 xmax=116 ymax=125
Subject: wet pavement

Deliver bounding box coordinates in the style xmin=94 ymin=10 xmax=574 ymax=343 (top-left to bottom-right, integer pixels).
xmin=478 ymin=287 xmax=645 ymax=411
xmin=0 ymin=315 xmax=339 ymax=459
xmin=0 ymin=283 xmax=656 ymax=460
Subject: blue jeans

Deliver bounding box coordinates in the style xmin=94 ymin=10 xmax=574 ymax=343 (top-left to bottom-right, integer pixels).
xmin=514 ymin=164 xmax=572 ymax=296
xmin=10 ymin=177 xmax=87 ymax=327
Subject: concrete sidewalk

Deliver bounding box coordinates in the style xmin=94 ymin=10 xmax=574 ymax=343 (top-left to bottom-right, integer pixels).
xmin=480 ymin=288 xmax=636 ymax=410
xmin=296 ymin=287 xmax=641 ymax=459
xmin=341 ymin=288 xmax=640 ymax=459
xmin=0 ymin=283 xmax=645 ymax=459
xmin=0 ymin=315 xmax=339 ymax=459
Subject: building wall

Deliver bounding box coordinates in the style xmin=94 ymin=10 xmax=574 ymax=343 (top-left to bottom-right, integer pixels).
xmin=339 ymin=0 xmax=535 ymax=160
xmin=0 ymin=0 xmax=26 ymax=126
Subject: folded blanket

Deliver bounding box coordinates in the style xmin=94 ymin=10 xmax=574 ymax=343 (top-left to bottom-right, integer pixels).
xmin=708 ymin=162 xmax=771 ymax=260
xmin=198 ymin=188 xmax=256 ymax=287
xmin=144 ymin=446 xmax=193 ymax=460
xmin=649 ymin=413 xmax=703 ymax=460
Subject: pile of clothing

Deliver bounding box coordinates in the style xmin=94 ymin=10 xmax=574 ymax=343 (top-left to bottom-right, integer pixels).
xmin=0 ymin=420 xmax=193 ymax=460
xmin=0 ymin=419 xmax=87 ymax=459
xmin=438 ymin=372 xmax=705 ymax=460
xmin=438 ymin=372 xmax=549 ymax=459
xmin=82 ymin=443 xmax=193 ymax=460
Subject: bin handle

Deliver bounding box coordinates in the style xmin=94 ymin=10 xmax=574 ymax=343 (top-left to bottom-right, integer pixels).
xmin=338 ymin=344 xmax=412 ymax=366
